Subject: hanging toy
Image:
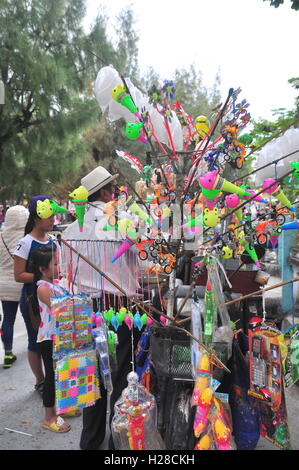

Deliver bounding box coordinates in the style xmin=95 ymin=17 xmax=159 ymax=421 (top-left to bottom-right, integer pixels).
xmin=116 ymin=307 xmax=127 ymax=326
xmin=225 ymin=194 xmax=243 ymax=222
xmin=124 ymin=311 xmax=134 ymax=330
xmin=69 ymin=185 xmax=89 ymax=232
xmin=104 ymin=307 xmax=115 ymax=325
xmin=262 ymin=178 xmax=295 ymax=211
xmin=194 ymin=115 xmax=210 ymax=143
xmin=213 ymin=417 xmax=234 ymax=450
xmin=243 ymin=242 xmax=261 ymax=268
xmin=140 ymin=313 xmax=148 ymax=326
xmin=111 ymin=371 xmax=166 ymax=450
xmin=125 ymin=122 xmax=148 ymax=144
xmin=240 ymin=185 xmax=268 ymax=203
xmin=162 ymin=79 xmax=176 ymax=101
xmin=290 ymin=161 xmax=299 ymax=178
xmin=110 ymin=313 xmax=120 ymax=331
xmin=221 ymin=245 xmax=234 ymax=259
xmin=111 ymin=229 xmax=138 ymax=263
xmin=198 ymin=170 xmax=251 ymax=210
xmin=111 ymin=84 xmax=139 ymax=115
xmin=202 ymin=208 xmax=220 ymax=228
xmin=133 ymin=311 xmax=143 ymax=331
xmin=36 ymin=199 xmax=54 ymax=219
xmin=181 ymin=215 xmax=203 ymax=231
xmin=92 ymin=320 xmax=113 ymax=392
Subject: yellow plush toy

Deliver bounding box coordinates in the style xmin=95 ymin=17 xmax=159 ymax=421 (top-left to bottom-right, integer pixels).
xmin=36 ymin=199 xmax=53 ymax=219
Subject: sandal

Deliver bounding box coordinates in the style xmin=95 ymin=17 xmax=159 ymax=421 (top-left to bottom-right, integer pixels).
xmin=34 ymin=379 xmax=45 ymax=396
xmin=60 ymin=409 xmax=81 ymax=418
xmin=42 ymin=416 xmax=71 ymax=433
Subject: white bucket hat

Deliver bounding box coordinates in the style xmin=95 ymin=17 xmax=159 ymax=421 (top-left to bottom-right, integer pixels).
xmin=81 ymin=166 xmax=119 ymax=197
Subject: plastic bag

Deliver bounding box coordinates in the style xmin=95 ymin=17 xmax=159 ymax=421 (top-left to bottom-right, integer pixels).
xmin=255 ymin=128 xmax=299 ymax=185
xmin=111 ymin=371 xmax=165 ymax=450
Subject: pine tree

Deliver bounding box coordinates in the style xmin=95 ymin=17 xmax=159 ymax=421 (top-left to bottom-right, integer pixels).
xmin=0 ymin=0 xmax=115 ymax=203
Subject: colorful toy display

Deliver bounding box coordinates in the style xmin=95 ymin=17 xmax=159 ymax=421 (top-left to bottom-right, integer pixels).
xmin=52 ymin=64 xmax=299 ymax=451
xmin=55 ymin=349 xmax=100 ymax=415
xmin=51 ymin=293 xmax=100 ymax=415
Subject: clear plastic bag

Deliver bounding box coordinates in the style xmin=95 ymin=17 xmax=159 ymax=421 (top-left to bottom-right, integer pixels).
xmin=111 ymin=372 xmax=166 ymax=450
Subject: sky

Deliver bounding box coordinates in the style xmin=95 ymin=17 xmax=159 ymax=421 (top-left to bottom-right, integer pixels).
xmin=84 ymin=0 xmax=299 ymax=121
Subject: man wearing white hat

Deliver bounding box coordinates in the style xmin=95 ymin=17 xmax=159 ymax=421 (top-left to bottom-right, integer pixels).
xmin=62 ymin=166 xmax=141 ymax=450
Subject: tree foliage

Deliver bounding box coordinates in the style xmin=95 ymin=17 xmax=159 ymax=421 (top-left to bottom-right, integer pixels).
xmin=0 ymin=0 xmax=116 ymax=203
xmin=0 ymin=1 xmax=222 ymax=204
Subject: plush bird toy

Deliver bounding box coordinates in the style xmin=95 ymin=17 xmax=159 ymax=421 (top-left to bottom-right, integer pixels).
xmin=36 ymin=199 xmax=67 ymax=219
xmin=111 ymin=84 xmax=139 ymax=115
xmin=69 ymin=185 xmax=89 ymax=232
xmin=194 ymin=115 xmax=210 ymax=143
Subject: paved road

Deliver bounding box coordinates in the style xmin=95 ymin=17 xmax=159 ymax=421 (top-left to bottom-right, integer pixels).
xmin=0 ymin=300 xmax=299 ymax=451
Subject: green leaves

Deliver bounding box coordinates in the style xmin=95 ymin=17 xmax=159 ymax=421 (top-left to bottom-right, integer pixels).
xmin=0 ymin=0 xmax=118 ymax=203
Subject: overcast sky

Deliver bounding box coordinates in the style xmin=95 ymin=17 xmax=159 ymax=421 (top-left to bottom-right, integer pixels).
xmin=84 ymin=0 xmax=298 ymax=121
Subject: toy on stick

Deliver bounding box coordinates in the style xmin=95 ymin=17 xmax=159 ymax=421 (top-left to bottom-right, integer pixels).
xmin=262 ymin=178 xmax=294 ymax=211
xmin=69 ymin=185 xmax=89 ymax=232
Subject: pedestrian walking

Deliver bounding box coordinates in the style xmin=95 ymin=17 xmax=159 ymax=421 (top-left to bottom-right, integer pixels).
xmin=0 ymin=205 xmax=29 ymax=368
